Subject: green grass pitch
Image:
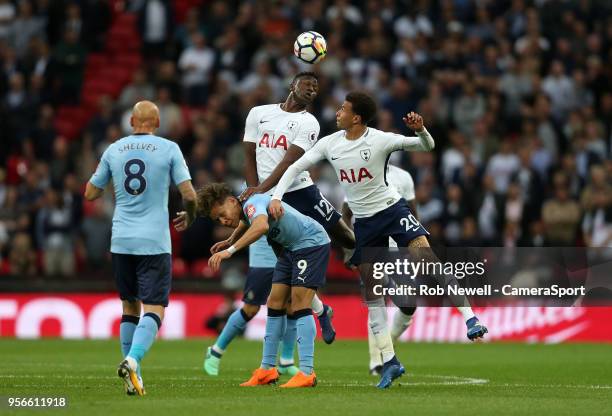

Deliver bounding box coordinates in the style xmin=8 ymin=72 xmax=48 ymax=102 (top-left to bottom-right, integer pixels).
xmin=1 ymin=339 xmax=611 ymax=415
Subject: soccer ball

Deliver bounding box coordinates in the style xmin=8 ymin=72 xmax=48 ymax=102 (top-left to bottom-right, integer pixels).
xmin=293 ymin=31 xmax=327 ymax=64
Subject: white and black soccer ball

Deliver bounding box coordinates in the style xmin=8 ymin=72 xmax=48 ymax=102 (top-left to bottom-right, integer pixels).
xmin=293 ymin=31 xmax=327 ymax=64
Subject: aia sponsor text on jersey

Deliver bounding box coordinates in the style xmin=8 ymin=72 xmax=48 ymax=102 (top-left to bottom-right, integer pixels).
xmin=339 ymin=167 xmax=373 ymax=183
xmin=258 ymin=133 xmax=288 ymax=150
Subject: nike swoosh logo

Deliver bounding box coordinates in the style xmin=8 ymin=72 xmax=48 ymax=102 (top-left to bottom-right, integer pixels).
xmin=331 ymin=156 xmax=340 ymax=160
xmin=259 ymin=119 xmax=270 ymax=124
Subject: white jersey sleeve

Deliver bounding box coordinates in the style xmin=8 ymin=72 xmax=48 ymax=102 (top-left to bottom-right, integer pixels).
xmin=243 ymin=107 xmax=259 ymax=143
xmin=290 ymin=114 xmax=320 ymax=152
xmin=382 ymin=128 xmax=435 ymax=153
xmin=386 ymin=165 xmax=415 ymax=201
xmin=271 ymin=136 xmax=329 ymax=200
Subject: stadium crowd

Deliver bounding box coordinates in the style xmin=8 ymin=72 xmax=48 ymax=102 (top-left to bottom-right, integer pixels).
xmin=0 ymin=0 xmax=611 ymax=279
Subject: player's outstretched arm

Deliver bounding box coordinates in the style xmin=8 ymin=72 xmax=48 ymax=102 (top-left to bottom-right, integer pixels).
xmin=241 ymin=145 xmax=306 ymax=202
xmin=208 ymin=215 xmax=269 ymax=272
xmin=84 ymin=182 xmax=104 ymax=201
xmin=387 ymin=112 xmax=435 ymax=152
xmin=210 ymin=221 xmax=249 ymax=254
xmin=270 ymin=148 xmax=323 ymax=203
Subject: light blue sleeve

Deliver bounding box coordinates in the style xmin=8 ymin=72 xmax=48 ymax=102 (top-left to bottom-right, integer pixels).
xmin=243 ymin=194 xmax=270 ymax=223
xmin=170 ymin=143 xmax=191 ymax=185
xmin=89 ymin=148 xmax=111 ymax=189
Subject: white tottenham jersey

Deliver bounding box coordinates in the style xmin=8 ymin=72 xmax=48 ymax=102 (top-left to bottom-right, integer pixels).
xmin=387 ymin=164 xmax=415 ymax=201
xmin=243 ymin=104 xmax=320 ymax=193
xmin=272 ymin=127 xmax=433 ymax=218
xmin=387 ymin=165 xmax=415 ymax=248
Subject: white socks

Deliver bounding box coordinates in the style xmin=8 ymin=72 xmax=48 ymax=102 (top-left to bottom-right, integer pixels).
xmin=390 ymin=309 xmax=414 ymax=341
xmin=311 ymin=294 xmax=324 ymax=316
xmin=367 ymin=305 xmax=395 ymax=363
xmin=367 ymin=318 xmax=383 ymax=370
xmin=457 ymin=306 xmax=476 ymax=322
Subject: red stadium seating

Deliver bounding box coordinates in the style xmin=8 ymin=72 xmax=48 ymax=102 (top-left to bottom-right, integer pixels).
xmin=55 ymin=9 xmax=142 ymax=141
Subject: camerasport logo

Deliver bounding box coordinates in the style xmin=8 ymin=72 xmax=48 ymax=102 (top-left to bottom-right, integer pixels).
xmin=246 ymin=204 xmax=256 ymax=218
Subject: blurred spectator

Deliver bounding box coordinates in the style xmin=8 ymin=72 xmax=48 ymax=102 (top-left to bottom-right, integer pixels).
xmin=542 ymin=60 xmax=575 ymax=121
xmin=4 ymin=72 xmax=33 ymax=141
xmin=415 ymin=178 xmax=443 ymax=227
xmin=498 ymin=57 xmax=533 ymax=118
xmin=512 ymin=146 xmax=544 ymax=223
xmin=504 ymin=182 xmax=525 ymax=235
xmin=238 ymin=59 xmax=283 ymax=102
xmin=63 ymin=3 xmax=82 ymax=39
xmin=581 ymin=165 xmax=612 ymax=247
xmin=80 ymin=199 xmax=110 ymax=269
xmin=36 ymin=188 xmax=75 ymax=276
xmin=478 ymin=175 xmax=504 ymax=245
xmin=443 ymin=184 xmax=466 ymax=246
xmin=0 ymin=0 xmax=15 ymax=40
xmin=31 ymin=104 xmax=56 ymax=159
xmin=118 ymin=68 xmax=155 ymax=110
xmin=8 ymin=0 xmax=46 ymax=57
xmin=50 ymin=28 xmax=86 ymax=104
xmin=174 ymin=7 xmax=204 ymax=50
xmin=541 ymin=173 xmax=581 ymax=246
xmin=8 ymin=231 xmax=37 ymax=276
xmin=154 ymin=86 xmax=182 ymax=138
xmin=486 ymin=140 xmax=520 ymax=194
xmin=49 ymin=136 xmax=74 ymax=189
xmin=452 ymin=81 xmax=486 ymax=137
xmin=87 ymin=96 xmax=119 ymax=147
xmin=393 ymin=6 xmax=433 ymax=39
xmin=137 ymin=0 xmax=173 ymax=61
xmin=0 ymin=185 xmax=18 ymax=238
xmin=178 ymin=32 xmax=215 ymax=105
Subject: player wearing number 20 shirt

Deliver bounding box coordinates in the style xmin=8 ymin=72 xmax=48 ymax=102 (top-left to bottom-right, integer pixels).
xmin=272 ymin=94 xmax=433 ymax=267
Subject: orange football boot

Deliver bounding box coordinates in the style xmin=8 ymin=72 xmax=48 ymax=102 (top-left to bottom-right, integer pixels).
xmin=240 ymin=367 xmax=279 ymax=386
xmin=280 ymin=371 xmax=317 ymax=388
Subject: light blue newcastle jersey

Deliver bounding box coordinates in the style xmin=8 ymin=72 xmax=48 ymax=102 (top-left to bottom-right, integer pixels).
xmin=237 ymin=182 xmax=277 ymax=268
xmin=89 ymin=134 xmax=191 ymax=255
xmin=243 ymin=194 xmax=330 ymax=251
xmin=249 ymin=236 xmax=278 ymax=268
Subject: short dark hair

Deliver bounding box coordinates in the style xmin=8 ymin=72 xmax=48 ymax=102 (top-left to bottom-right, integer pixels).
xmin=291 ymin=71 xmax=318 ymax=87
xmin=196 ymin=183 xmax=233 ymax=217
xmin=345 ymin=91 xmax=377 ymax=125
